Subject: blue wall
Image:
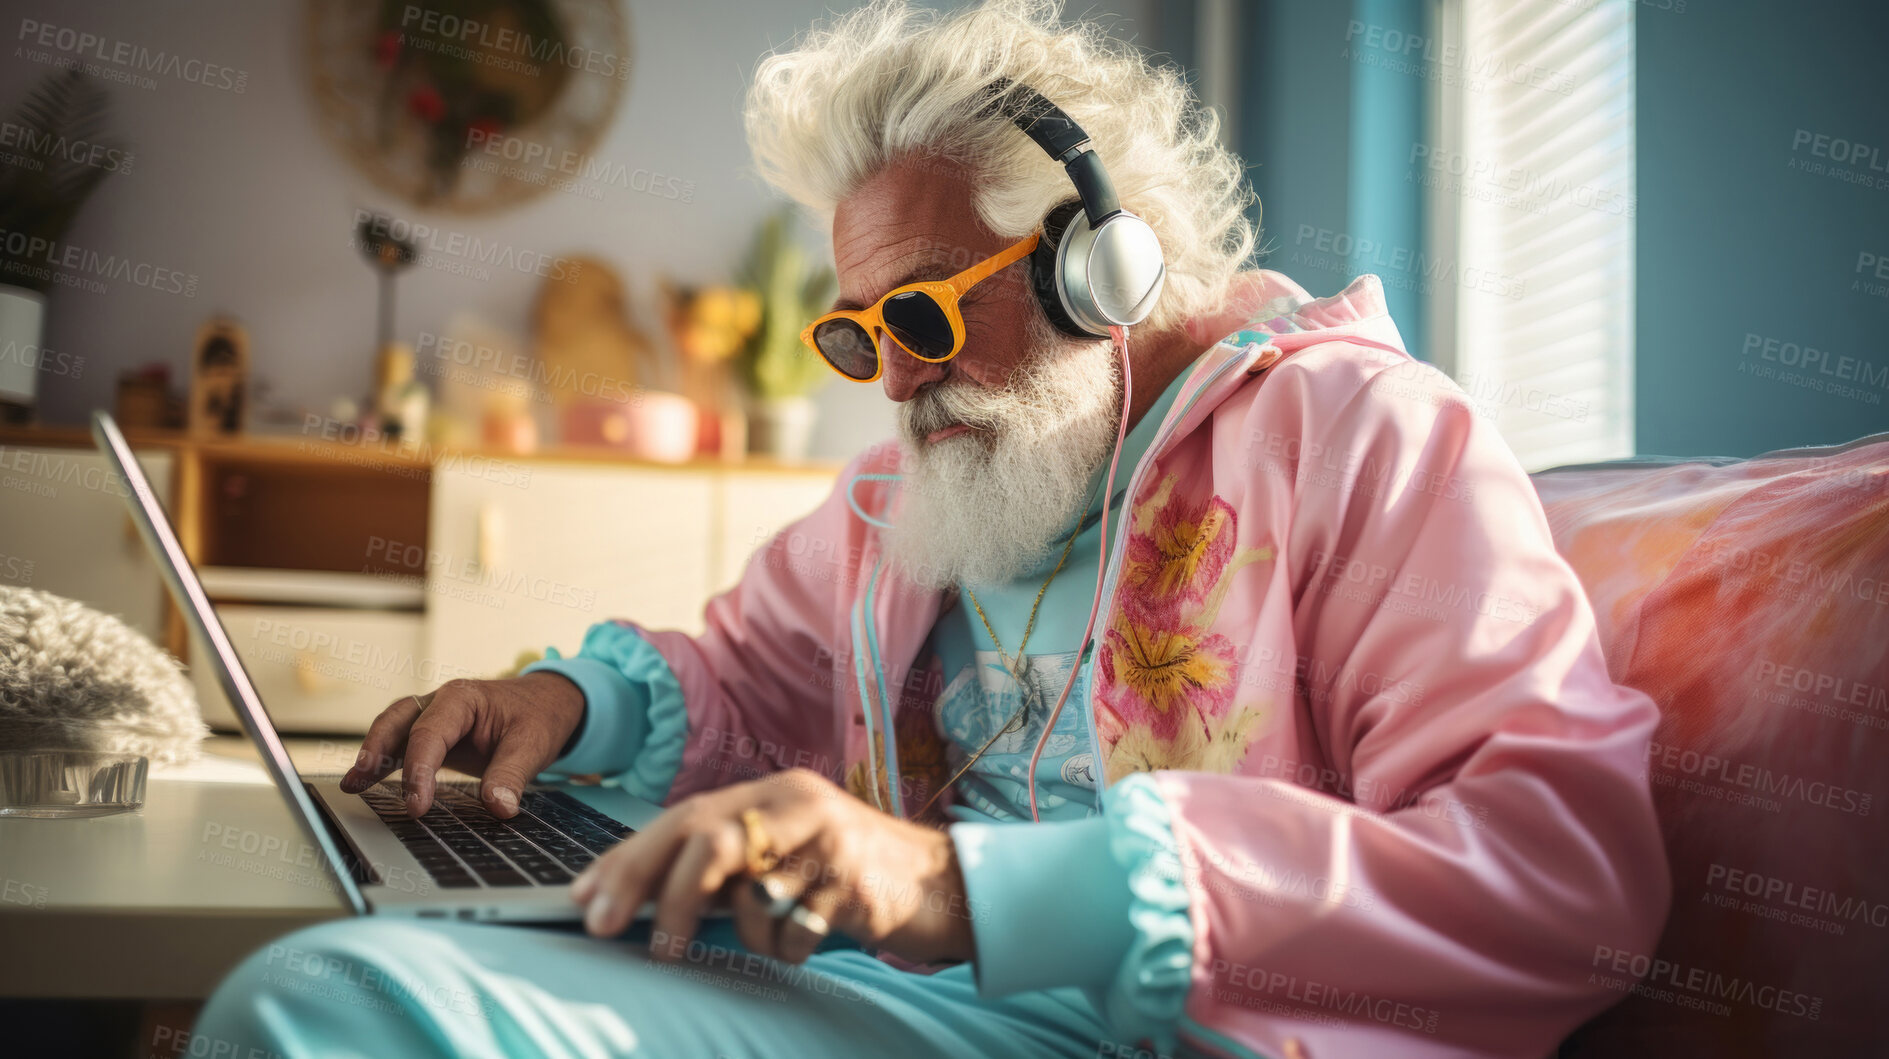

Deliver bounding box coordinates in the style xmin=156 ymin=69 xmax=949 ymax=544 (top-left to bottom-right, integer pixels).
xmin=1238 ymin=0 xmax=1427 ymax=360
xmin=1635 ymin=0 xmax=1889 ymax=456
xmin=1232 ymin=0 xmax=1887 ymax=456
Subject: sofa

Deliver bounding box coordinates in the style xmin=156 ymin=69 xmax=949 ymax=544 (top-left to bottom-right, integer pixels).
xmin=1528 ymin=432 xmax=1888 ymax=1056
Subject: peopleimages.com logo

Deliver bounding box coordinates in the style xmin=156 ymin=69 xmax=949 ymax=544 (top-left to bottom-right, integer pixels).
xmin=0 ymin=119 xmax=134 ymax=173
xmin=351 ymin=211 xmax=583 ymax=283
xmin=0 ymin=228 xmax=198 ymax=297
xmin=462 ymin=129 xmax=696 ymax=204
xmin=14 ymin=19 xmax=249 ymax=92
xmin=399 ymin=5 xmax=631 ymax=81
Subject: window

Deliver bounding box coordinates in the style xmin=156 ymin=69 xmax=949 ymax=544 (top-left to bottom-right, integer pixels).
xmin=1424 ymin=0 xmax=1636 ymax=469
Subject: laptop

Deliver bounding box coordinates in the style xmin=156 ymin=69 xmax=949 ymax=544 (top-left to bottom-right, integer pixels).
xmin=93 ymin=411 xmax=665 ymax=922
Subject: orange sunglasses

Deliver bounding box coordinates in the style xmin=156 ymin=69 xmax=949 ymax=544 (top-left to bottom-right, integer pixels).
xmin=800 ymin=232 xmax=1040 ymax=383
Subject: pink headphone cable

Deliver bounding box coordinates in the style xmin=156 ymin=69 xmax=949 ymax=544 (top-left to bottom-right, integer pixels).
xmin=1024 ymin=323 xmax=1133 ymax=822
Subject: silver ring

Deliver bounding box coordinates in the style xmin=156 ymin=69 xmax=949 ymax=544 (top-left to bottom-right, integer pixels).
xmin=787 ymin=904 xmax=830 ymax=939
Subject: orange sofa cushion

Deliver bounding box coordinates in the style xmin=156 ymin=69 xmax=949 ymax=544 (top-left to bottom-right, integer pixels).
xmin=1533 ymin=435 xmax=1889 ymax=1056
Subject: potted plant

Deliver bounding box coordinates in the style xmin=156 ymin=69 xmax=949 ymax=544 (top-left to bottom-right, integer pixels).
xmin=736 ymin=208 xmax=837 ymax=461
xmin=0 ymin=70 xmax=121 ymax=421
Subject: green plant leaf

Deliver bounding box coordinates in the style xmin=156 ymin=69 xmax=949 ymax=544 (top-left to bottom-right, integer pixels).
xmin=738 ymin=206 xmax=838 ymax=399
xmin=0 ymin=70 xmax=121 ymax=294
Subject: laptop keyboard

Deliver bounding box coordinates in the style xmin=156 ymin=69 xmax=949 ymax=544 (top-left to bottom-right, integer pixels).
xmin=357 ymin=781 xmax=634 ymax=888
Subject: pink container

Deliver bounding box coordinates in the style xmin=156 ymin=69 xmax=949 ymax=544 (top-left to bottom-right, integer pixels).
xmin=562 ymin=392 xmax=697 ymax=463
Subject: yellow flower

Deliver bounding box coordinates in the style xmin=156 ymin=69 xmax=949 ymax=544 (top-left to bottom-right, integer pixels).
xmin=1097 ymin=619 xmax=1236 ymax=740
xmin=1095 ymin=471 xmax=1281 ymax=780
xmin=1125 ymin=494 xmax=1236 ymax=612
xmin=1200 ymin=704 xmax=1268 ymax=774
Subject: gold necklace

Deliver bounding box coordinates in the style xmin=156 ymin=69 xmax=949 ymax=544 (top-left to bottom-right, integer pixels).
xmin=913 ymin=523 xmax=1080 ymax=819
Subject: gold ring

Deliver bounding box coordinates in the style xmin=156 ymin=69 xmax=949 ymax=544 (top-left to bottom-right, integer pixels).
xmin=740 ymin=808 xmax=779 ymax=877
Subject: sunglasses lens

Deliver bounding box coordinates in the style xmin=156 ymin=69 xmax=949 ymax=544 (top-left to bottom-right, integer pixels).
xmin=882 ymin=291 xmax=956 ymax=360
xmin=812 ymin=318 xmax=879 ymax=380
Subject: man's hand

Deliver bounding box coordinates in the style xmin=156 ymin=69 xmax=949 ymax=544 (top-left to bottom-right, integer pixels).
xmin=571 ymin=769 xmax=974 ymax=967
xmin=339 ymin=673 xmax=586 ymax=819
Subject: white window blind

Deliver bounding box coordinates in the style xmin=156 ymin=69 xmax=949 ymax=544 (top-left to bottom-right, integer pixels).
xmin=1424 ymin=0 xmax=1636 ymax=470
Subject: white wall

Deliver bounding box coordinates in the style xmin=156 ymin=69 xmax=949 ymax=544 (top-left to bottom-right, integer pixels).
xmin=1 ymin=0 xmax=1155 ymax=461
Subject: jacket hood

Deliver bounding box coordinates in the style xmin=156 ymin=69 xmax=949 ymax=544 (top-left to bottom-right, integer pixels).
xmin=1153 ymin=270 xmax=1413 ymax=455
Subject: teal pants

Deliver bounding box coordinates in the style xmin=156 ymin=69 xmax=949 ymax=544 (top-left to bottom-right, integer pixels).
xmin=191 ymin=918 xmax=1155 ymax=1059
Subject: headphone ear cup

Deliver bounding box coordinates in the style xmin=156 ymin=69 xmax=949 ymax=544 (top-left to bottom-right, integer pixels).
xmin=1029 ymin=200 xmax=1098 ymax=338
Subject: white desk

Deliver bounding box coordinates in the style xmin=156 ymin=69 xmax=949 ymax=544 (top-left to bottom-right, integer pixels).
xmin=0 ymin=735 xmax=665 ymax=1002
xmin=0 ymin=740 xmax=355 ymax=1000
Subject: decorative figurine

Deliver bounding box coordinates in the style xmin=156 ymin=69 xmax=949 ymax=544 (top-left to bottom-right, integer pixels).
xmin=187 ymin=317 xmax=250 ymax=436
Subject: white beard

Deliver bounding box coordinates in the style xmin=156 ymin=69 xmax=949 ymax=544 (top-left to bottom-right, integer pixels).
xmin=883 ymin=320 xmax=1122 ymax=590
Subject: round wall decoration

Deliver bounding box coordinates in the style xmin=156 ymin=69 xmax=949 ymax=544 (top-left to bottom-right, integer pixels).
xmin=306 ymin=0 xmax=631 ymax=214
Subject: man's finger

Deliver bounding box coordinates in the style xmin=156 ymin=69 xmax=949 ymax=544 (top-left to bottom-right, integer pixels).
xmin=479 ymin=732 xmax=547 ymax=819
xmin=732 ymin=870 xmax=805 ymax=959
xmin=776 ymin=883 xmax=844 ymax=965
xmin=649 ymin=822 xmax=745 ymax=961
xmin=577 ymin=795 xmax=724 ymax=938
xmin=340 ymin=693 xmax=429 ymax=793
xmin=401 ymin=692 xmax=475 ymax=817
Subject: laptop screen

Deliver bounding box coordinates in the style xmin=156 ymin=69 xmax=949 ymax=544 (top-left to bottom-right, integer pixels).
xmin=90 ymin=411 xmax=369 ymax=915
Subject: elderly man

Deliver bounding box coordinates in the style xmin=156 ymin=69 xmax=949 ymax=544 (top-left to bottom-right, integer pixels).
xmin=195 ymin=2 xmax=1668 ymax=1056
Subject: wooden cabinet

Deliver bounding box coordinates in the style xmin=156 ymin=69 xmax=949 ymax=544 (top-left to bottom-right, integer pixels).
xmin=2 ymin=426 xmax=839 ymax=735
xmin=422 ymin=460 xmax=840 ymax=679
xmin=713 ymin=469 xmax=842 ymax=593
xmin=422 ymin=460 xmax=718 ymax=679
xmin=189 ymin=604 xmax=429 ymax=732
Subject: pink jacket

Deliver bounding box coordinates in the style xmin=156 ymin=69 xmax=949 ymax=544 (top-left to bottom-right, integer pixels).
xmin=627 ymin=272 xmax=1671 ymax=1058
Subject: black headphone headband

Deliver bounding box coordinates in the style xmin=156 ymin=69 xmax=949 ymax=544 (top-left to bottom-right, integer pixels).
xmin=981 ymin=78 xmax=1122 ymax=226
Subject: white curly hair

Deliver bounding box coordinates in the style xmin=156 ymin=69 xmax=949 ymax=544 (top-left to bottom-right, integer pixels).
xmin=744 ymin=0 xmax=1257 ymax=334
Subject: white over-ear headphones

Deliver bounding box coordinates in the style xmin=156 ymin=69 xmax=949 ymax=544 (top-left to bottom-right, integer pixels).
xmin=985 ymin=79 xmax=1168 ymax=338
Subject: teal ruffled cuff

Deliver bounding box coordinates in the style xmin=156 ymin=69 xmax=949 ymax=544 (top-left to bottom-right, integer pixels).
xmin=523 ymin=622 xmax=686 ymax=803
xmin=949 ymin=773 xmax=1195 ymax=1052
xmin=1099 ymin=773 xmax=1195 ymax=1054
xmin=527 ymin=655 xmax=643 ymax=775
xmin=952 ymin=814 xmax=1134 ymax=998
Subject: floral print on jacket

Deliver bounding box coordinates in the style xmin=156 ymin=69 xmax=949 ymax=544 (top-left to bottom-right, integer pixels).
xmin=1096 ymin=472 xmax=1275 ymax=783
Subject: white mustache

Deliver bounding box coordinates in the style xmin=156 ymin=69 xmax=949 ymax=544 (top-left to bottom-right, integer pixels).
xmin=903 ymin=382 xmax=1007 ymax=440
xmin=902 ymin=348 xmax=1098 ymax=443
